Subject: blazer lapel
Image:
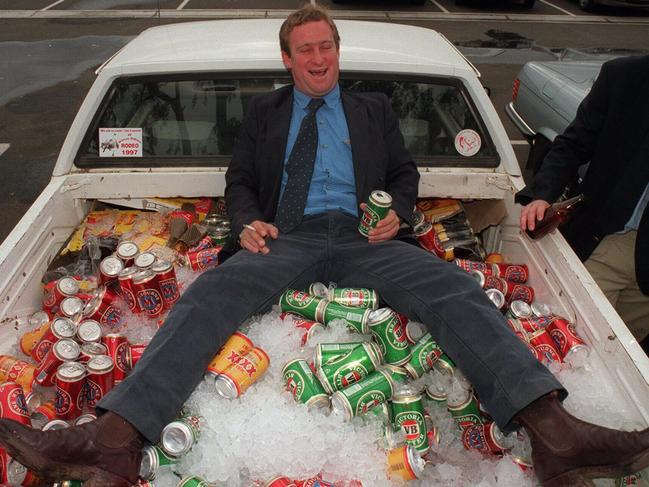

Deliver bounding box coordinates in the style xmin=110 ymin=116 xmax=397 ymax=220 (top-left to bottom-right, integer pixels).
xmin=267 ymin=89 xmax=293 ymax=207
xmin=342 ymin=91 xmax=370 ymax=203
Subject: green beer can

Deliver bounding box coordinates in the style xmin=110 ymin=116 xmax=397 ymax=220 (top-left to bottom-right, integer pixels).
xmin=359 ymin=190 xmax=392 ymax=237
xmin=139 ymin=444 xmax=179 ymax=480
xmin=447 ymin=387 xmax=484 ymax=430
xmin=381 ymin=364 xmax=410 ymax=384
xmin=317 ymin=301 xmax=371 ymax=334
xmin=368 ymin=308 xmax=412 ymax=365
xmin=391 ymin=389 xmax=429 ymax=454
xmin=282 ymin=358 xmax=330 ymax=408
xmin=316 ymin=342 xmax=383 ymax=393
xmin=160 ymin=414 xmax=202 ymax=457
xmin=330 ymin=368 xmax=395 ymax=421
xmin=404 ymin=333 xmax=443 ymax=379
xmin=330 ymin=287 xmax=379 ymax=310
xmin=314 ymin=341 xmax=367 ymax=369
xmin=177 ymin=476 xmax=211 ymax=487
xmin=279 ymin=289 xmax=326 ymax=321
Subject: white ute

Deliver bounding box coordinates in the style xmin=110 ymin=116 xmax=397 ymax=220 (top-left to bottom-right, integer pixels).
xmin=0 ymin=20 xmax=647 ymax=484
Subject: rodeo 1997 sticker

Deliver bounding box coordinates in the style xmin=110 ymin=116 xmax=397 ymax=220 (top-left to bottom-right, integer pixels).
xmin=99 ymin=128 xmax=143 ymax=158
xmin=454 ymin=129 xmax=481 ymax=157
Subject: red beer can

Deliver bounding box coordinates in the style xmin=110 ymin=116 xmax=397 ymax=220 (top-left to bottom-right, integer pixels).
xmin=132 ymin=270 xmax=165 ymax=319
xmin=79 ymin=341 xmax=108 ymax=365
xmin=85 ymin=355 xmax=115 ymax=407
xmin=129 ymin=343 xmax=147 ymax=369
xmin=134 ymin=251 xmax=157 ymax=271
xmin=99 ymin=256 xmax=124 ymax=286
xmin=494 ymin=263 xmax=529 ymax=284
xmin=77 ymin=319 xmax=102 ymax=343
xmin=265 ymin=477 xmax=297 ymax=487
xmin=472 ymin=272 xmax=534 ymax=305
xmin=185 ymin=247 xmax=222 ymax=272
xmin=54 ymin=361 xmax=86 ymax=420
xmin=414 ymin=221 xmax=446 ymax=260
xmin=30 ymin=399 xmax=57 ymax=429
xmin=454 ymin=259 xmax=494 ymax=276
xmin=35 ymin=339 xmax=81 ymax=387
xmin=31 ymin=317 xmax=76 ymax=363
xmin=0 ymin=382 xmax=31 ymax=426
xmin=152 ymin=260 xmax=180 ymax=310
xmin=83 ymin=286 xmax=123 ymax=329
xmin=118 ymin=266 xmax=141 ymax=314
xmin=528 ymin=329 xmax=562 ymax=365
xmin=58 ymin=296 xmax=85 ymax=320
xmin=279 ymin=312 xmax=323 ymax=346
xmin=462 ymin=422 xmax=511 ymax=455
xmin=546 ymin=317 xmax=587 ymax=360
xmin=116 ymin=240 xmax=139 ymax=268
xmin=42 ymin=277 xmax=79 ymax=314
xmin=102 ymin=334 xmax=130 ymax=384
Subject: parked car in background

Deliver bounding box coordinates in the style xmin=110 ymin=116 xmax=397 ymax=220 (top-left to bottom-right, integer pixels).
xmin=575 ymin=0 xmax=649 ymax=12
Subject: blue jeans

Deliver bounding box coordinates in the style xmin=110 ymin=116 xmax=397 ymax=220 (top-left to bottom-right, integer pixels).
xmin=100 ymin=212 xmax=563 ymax=441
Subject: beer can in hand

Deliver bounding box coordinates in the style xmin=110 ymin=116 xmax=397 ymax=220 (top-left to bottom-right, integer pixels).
xmin=359 ymin=191 xmax=392 ymax=237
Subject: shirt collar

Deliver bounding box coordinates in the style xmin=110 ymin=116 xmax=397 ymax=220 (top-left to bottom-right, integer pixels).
xmin=293 ymin=84 xmax=341 ymax=110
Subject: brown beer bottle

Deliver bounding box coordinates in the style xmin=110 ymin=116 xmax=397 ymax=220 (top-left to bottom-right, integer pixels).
xmin=526 ymin=194 xmax=586 ymax=240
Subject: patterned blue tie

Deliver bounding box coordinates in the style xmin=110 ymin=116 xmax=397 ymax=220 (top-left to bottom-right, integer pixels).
xmin=276 ymin=98 xmax=325 ymax=233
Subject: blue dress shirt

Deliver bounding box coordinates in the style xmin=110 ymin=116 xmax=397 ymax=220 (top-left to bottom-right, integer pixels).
xmin=625 ymin=182 xmax=649 ymax=232
xmin=279 ymin=85 xmax=358 ymax=218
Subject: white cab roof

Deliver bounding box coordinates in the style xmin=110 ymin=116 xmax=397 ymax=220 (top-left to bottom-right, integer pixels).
xmin=102 ymin=19 xmax=473 ymax=78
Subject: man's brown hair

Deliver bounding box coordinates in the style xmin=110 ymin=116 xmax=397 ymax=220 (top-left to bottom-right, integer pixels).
xmin=279 ymin=5 xmax=340 ymax=56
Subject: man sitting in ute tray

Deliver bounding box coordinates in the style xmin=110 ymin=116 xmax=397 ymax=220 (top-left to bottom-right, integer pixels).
xmin=0 ymin=6 xmax=647 ymax=487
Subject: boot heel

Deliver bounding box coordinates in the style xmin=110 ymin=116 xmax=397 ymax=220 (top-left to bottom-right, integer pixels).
xmin=542 ymin=474 xmax=595 ymax=487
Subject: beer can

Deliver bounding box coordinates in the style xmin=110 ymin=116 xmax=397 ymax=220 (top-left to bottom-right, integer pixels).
xmin=403 ymin=333 xmax=443 ymax=379
xmin=31 ymin=399 xmax=57 ymax=429
xmin=414 ymin=221 xmax=447 ymax=260
xmin=134 ymin=251 xmax=157 ymax=270
xmin=264 ymin=477 xmax=296 ymax=487
xmin=129 ymin=343 xmax=147 ymax=369
xmin=546 ymin=317 xmax=588 ymax=361
xmin=528 ymin=329 xmax=562 ymax=365
xmin=85 ymin=355 xmax=115 ymax=407
xmin=506 ymin=300 xmax=532 ymax=320
xmin=454 ymin=259 xmax=494 ymax=276
xmin=19 ymin=318 xmax=51 ymax=358
xmin=160 ymin=414 xmax=202 ymax=457
xmin=316 ymin=342 xmax=382 ymax=393
xmin=59 ymin=296 xmax=85 ymax=320
xmin=54 ymin=361 xmax=86 ymax=420
xmin=74 ymin=412 xmax=97 ymax=425
xmin=206 ymin=331 xmax=253 ymax=377
xmin=139 ymin=444 xmax=179 ymax=481
xmin=31 ymin=317 xmax=75 ymax=363
xmin=282 ymin=359 xmax=329 ymax=409
xmin=424 ymin=368 xmax=449 ymax=403
xmin=530 ymin=302 xmax=552 ymax=318
xmin=514 ymin=316 xmax=549 ymax=335
xmin=462 ymin=421 xmax=513 ymax=455
xmin=185 ymin=247 xmax=221 ymax=272
xmin=77 ymin=319 xmax=102 ymax=343
xmin=359 ymin=190 xmax=392 ymax=237
xmin=434 ymin=353 xmax=456 ymax=376
xmin=494 ymin=263 xmax=529 ymax=284
xmin=99 ymin=256 xmax=124 ymax=286
xmin=405 ymin=320 xmax=426 ymax=345
xmin=0 ymin=382 xmax=30 ymax=425
xmin=35 ymin=339 xmax=80 ymax=387
xmin=308 ymin=282 xmax=330 ymax=299
xmin=447 ymin=388 xmax=483 ymax=430
xmin=314 ymin=342 xmax=367 ymax=369
xmin=102 ymin=333 xmax=130 ymax=383
xmin=279 ymin=289 xmax=324 ymax=322
xmin=330 ymin=369 xmax=394 ymax=421
xmin=132 ymin=270 xmax=165 ymax=319
xmin=279 ymin=312 xmax=323 ymax=347
xmin=3 ymin=457 xmax=33 ymax=485
xmin=367 ymin=308 xmax=411 ymax=365
xmin=79 ymin=341 xmax=108 ymax=365
xmin=116 ymin=240 xmax=139 ymax=267
xmin=391 ymin=389 xmax=429 ymax=453
xmin=177 ymin=477 xmax=211 ymax=487
xmin=83 ymin=286 xmax=123 ymax=329
xmin=118 ymin=266 xmax=141 ymax=313
xmin=328 ymin=287 xmax=379 ymax=310
xmin=42 ymin=418 xmax=70 ymax=431
xmin=317 ymin=301 xmax=371 ymax=335
xmin=485 ymin=288 xmax=506 ymax=311
xmin=214 ymin=346 xmax=270 ymax=399
xmin=386 ymin=445 xmax=425 ymax=481
xmin=152 ymin=260 xmax=180 ymax=310
xmin=412 ymin=208 xmax=425 ymax=230
xmin=381 ymin=364 xmax=410 ymax=384
xmin=43 ymin=277 xmax=80 ymax=314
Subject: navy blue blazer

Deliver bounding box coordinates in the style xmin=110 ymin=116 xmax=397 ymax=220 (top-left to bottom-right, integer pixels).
xmin=225 ymin=84 xmax=420 ymax=238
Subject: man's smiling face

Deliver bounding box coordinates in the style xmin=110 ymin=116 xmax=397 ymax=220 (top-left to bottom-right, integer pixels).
xmin=281 ymin=20 xmax=340 ymax=98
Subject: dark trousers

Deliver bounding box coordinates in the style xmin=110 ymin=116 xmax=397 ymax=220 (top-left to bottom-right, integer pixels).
xmin=99 ymin=212 xmax=564 ymax=442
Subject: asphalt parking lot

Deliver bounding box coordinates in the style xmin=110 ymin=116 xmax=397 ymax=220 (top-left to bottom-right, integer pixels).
xmin=0 ymin=1 xmax=648 ymax=242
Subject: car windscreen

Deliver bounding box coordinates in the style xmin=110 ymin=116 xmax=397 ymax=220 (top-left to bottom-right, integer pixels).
xmin=76 ymin=73 xmax=499 ymax=168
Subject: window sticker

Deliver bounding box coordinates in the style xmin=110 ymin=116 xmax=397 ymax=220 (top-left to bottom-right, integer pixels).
xmin=99 ymin=128 xmax=143 ymax=158
xmin=454 ymin=129 xmax=481 ymax=157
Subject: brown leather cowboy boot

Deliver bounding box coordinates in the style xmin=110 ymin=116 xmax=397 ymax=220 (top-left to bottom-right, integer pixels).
xmin=0 ymin=412 xmax=143 ymax=487
xmin=517 ymin=392 xmax=649 ymax=487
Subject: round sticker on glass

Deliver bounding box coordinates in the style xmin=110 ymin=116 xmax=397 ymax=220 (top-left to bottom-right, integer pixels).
xmin=454 ymin=129 xmax=481 ymax=157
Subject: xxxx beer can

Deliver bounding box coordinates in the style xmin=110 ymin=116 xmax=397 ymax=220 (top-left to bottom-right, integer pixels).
xmin=85 ymin=355 xmax=115 ymax=407
xmin=282 ymin=359 xmax=329 ymax=409
xmin=316 ymin=342 xmax=382 ymax=393
xmin=314 ymin=342 xmax=366 ymax=369
xmin=279 ymin=289 xmax=324 ymax=322
xmin=42 ymin=277 xmax=80 ymax=314
xmin=386 ymin=444 xmax=425 ymax=481
xmin=214 ymin=346 xmax=270 ymax=399
xmin=328 ymin=287 xmax=379 ymax=310
xmin=132 ymin=270 xmax=165 ymax=319
xmin=317 ymin=301 xmax=371 ymax=334
xmin=404 ymin=333 xmax=443 ymax=379
xmin=116 ymin=240 xmax=139 ymax=267
xmin=54 ymin=361 xmax=86 ymax=420
xmin=83 ymin=285 xmax=123 ymax=329
xmin=205 ymin=332 xmax=253 ymax=377
xmin=0 ymin=382 xmax=30 ymax=425
xmin=35 ymin=339 xmax=80 ymax=387
xmin=546 ymin=317 xmax=587 ymax=361
xmin=185 ymin=247 xmax=221 ymax=272
xmin=391 ymin=389 xmax=429 ymax=453
xmin=368 ymin=308 xmax=411 ymax=366
xmin=102 ymin=334 xmax=130 ymax=383
xmin=528 ymin=329 xmax=562 ymax=365
xmin=330 ymin=368 xmax=395 ymax=421
xmin=161 ymin=414 xmax=202 ymax=457
xmin=152 ymin=260 xmax=180 ymax=310
xmin=139 ymin=444 xmax=179 ymax=481
xmin=462 ymin=421 xmax=512 ymax=455
xmin=359 ymin=190 xmax=392 ymax=237
xmin=118 ymin=266 xmax=141 ymax=314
